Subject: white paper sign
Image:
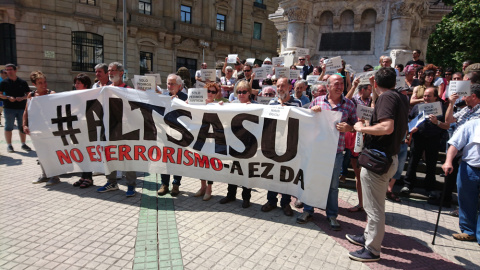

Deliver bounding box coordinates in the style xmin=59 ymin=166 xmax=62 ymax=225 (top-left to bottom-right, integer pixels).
xmin=356 ymin=105 xmax=374 ymax=120
xmin=280 ymin=51 xmax=295 ymax=67
xmin=246 ymin=58 xmax=255 ymax=65
xmin=418 ymin=101 xmax=443 ymax=117
xmin=272 ymin=57 xmax=284 ymax=66
xmin=449 ymin=80 xmax=471 ymax=97
xmin=306 ymin=75 xmax=320 ymax=85
xmin=263 ymin=65 xmax=273 ymax=76
xmin=147 ymin=73 xmax=162 ymax=85
xmin=201 ymin=69 xmax=217 ymax=81
xmin=133 ymin=75 xmax=156 ymax=92
xmin=227 ymin=54 xmax=238 ymax=64
xmin=253 ymin=67 xmax=266 ymax=80
xmin=355 ymin=71 xmax=377 ymax=84
xmin=295 ymin=47 xmax=309 ymax=57
xmin=275 ymin=67 xmax=289 ymax=78
xmin=188 ymin=88 xmax=207 ymax=104
xmin=261 ymin=105 xmax=291 ymax=121
xmin=257 ymin=96 xmax=274 ymax=105
xmin=345 ymin=65 xmax=356 ymax=75
xmin=325 ymin=56 xmax=342 ymax=73
xmin=396 ymin=76 xmax=406 ymax=89
xmin=289 ymin=69 xmax=300 ymax=80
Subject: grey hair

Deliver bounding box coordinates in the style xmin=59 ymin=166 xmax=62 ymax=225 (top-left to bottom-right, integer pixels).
xmin=167 ymin=73 xmax=184 ymax=87
xmin=295 ymin=79 xmax=308 ymax=88
xmin=108 ymin=62 xmax=124 ymax=72
xmin=225 ymin=66 xmax=233 ymax=72
xmin=95 ymin=63 xmax=108 ymax=73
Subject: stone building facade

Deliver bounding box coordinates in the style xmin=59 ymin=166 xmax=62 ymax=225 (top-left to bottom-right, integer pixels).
xmin=269 ymin=0 xmax=451 ymax=71
xmin=0 ymin=0 xmax=279 ymax=91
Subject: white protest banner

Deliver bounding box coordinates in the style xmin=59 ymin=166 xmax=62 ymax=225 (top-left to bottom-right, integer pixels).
xmin=133 ymin=75 xmax=156 ymax=92
xmin=295 ymin=47 xmax=309 ymax=57
xmin=272 ymin=57 xmax=284 ymax=66
xmin=356 ymin=104 xmax=374 ymax=120
xmin=275 ymin=67 xmax=289 ymax=78
xmin=253 ymin=67 xmax=266 ymax=80
xmin=261 ymin=105 xmax=291 ymax=121
xmin=263 ymin=65 xmax=273 ymax=76
xmin=27 ymin=86 xmax=342 ymax=209
xmin=396 ymin=77 xmax=406 ymax=89
xmin=201 ymin=69 xmax=216 ymax=81
xmin=257 ymin=96 xmax=274 ymax=105
xmin=246 ymin=58 xmax=255 ymax=65
xmin=188 ymin=88 xmax=207 ymax=105
xmin=408 ymin=111 xmax=426 ymax=132
xmin=289 ymin=69 xmax=300 ymax=80
xmin=449 ymin=80 xmax=471 ymax=97
xmin=418 ymin=101 xmax=443 ymax=117
xmin=227 ymin=54 xmax=238 ymax=64
xmin=325 ymin=56 xmax=342 ymax=73
xmin=306 ymin=75 xmax=320 ymax=85
xmin=355 ymin=71 xmax=376 ymax=84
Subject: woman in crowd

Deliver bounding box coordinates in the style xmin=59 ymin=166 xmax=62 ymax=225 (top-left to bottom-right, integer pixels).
xmin=410 ymin=69 xmax=436 ymax=105
xmin=220 ymin=66 xmax=236 ymax=98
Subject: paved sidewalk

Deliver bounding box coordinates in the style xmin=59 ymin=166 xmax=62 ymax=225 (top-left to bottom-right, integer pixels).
xmin=0 ymin=124 xmax=479 ymax=269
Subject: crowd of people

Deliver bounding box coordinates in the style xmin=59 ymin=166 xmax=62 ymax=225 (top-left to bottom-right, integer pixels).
xmin=1 ymin=48 xmax=479 ymax=262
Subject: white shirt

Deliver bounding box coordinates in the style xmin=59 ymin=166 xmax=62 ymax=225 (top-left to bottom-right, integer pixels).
xmin=448 ymin=119 xmax=480 ymax=167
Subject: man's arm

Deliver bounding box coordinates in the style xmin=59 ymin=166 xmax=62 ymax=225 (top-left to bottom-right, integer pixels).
xmin=442 ymin=145 xmax=459 ymax=175
xmin=354 ymin=118 xmax=394 ymax=136
xmin=345 ymin=77 xmax=360 ymax=100
xmin=445 ymin=93 xmax=459 ymax=124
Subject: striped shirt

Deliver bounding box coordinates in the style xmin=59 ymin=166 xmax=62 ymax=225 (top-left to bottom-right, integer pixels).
xmin=453 ymin=104 xmax=480 ymax=132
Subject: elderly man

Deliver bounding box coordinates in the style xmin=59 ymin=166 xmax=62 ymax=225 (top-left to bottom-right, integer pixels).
xmin=311 ymin=84 xmax=327 ymax=99
xmin=260 ymin=77 xmax=302 ymax=216
xmin=347 ymin=67 xmax=409 ymax=262
xmin=442 ymin=119 xmax=480 ymax=244
xmin=0 ymin=64 xmax=32 ymax=153
xmin=381 ymin=56 xmax=399 ymax=76
xmin=158 ymin=74 xmax=188 ymax=197
xmin=292 ymin=80 xmax=310 ymax=106
xmin=298 ymin=55 xmax=313 ymax=80
xmin=97 ymin=62 xmax=137 ymax=197
xmin=297 ymin=74 xmax=357 ymax=230
xmin=400 ymin=87 xmax=448 ymax=197
xmin=195 ymin=62 xmax=209 ymax=85
xmin=406 ymin=49 xmax=425 ymax=67
xmin=92 ymin=63 xmax=112 ymax=88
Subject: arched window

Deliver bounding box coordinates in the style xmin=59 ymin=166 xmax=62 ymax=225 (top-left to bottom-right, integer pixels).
xmin=0 ymin=23 xmax=16 ymax=65
xmin=72 ymin=32 xmax=104 ymax=71
xmin=340 ymin=10 xmax=354 ymax=31
xmin=361 ymin=9 xmax=377 ymax=28
xmin=319 ymin=11 xmax=333 ymax=30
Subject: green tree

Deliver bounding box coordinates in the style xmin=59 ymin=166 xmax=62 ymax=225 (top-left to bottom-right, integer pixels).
xmin=427 ymin=0 xmax=480 ymax=71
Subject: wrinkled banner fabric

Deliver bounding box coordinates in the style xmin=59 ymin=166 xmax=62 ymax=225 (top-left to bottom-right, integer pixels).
xmin=28 ymin=86 xmax=341 ymax=208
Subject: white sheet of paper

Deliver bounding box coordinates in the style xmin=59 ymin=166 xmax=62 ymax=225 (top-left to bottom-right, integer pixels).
xmin=295 ymin=47 xmax=309 ymax=57
xmin=355 ymin=71 xmax=377 ymax=84
xmin=396 ymin=77 xmax=406 ymax=89
xmin=253 ymin=67 xmax=266 ymax=80
xmin=272 ymin=57 xmax=284 ymax=66
xmin=227 ymin=54 xmax=238 ymax=64
xmin=408 ymin=111 xmax=426 ymax=132
xmin=283 ymin=55 xmax=295 ymax=67
xmin=261 ymin=105 xmax=291 ymax=121
xmin=188 ymin=88 xmax=207 ymax=104
xmin=201 ymin=69 xmax=216 ymax=81
xmin=325 ymin=56 xmax=342 ymax=72
xmin=356 ymin=104 xmax=374 ymax=120
xmin=345 ymin=65 xmax=356 ymax=75
xmin=449 ymin=80 xmax=471 ymax=97
xmin=306 ymin=75 xmax=320 ymax=85
xmin=418 ymin=101 xmax=443 ymax=117
xmin=246 ymin=58 xmax=255 ymax=65
xmin=275 ymin=67 xmax=289 ymax=78
xmin=263 ymin=65 xmax=273 ymax=76
xmin=257 ymin=96 xmax=274 ymax=105
xmin=147 ymin=73 xmax=162 ymax=85
xmin=289 ymin=69 xmax=300 ymax=80
xmin=133 ymin=75 xmax=156 ymax=92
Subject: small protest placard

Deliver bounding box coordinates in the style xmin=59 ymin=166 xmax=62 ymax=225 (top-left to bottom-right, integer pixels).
xmin=345 ymin=65 xmax=356 ymax=75
xmin=261 ymin=105 xmax=291 ymax=121
xmin=295 ymin=47 xmax=309 ymax=57
xmin=325 ymin=56 xmax=342 ymax=73
xmin=396 ymin=77 xmax=406 ymax=89
xmin=133 ymin=75 xmax=156 ymax=92
xmin=355 ymin=71 xmax=376 ymax=84
xmin=246 ymin=58 xmax=255 ymax=65
xmin=272 ymin=57 xmax=284 ymax=66
xmin=257 ymin=96 xmax=274 ymax=105
xmin=201 ymin=69 xmax=216 ymax=81
xmin=289 ymin=69 xmax=300 ymax=80
xmin=146 ymin=73 xmax=161 ymax=85
xmin=312 ymin=81 xmax=328 ymax=86
xmin=449 ymin=80 xmax=471 ymax=97
xmin=188 ymin=88 xmax=207 ymax=104
xmin=356 ymin=105 xmax=374 ymax=120
xmin=253 ymin=67 xmax=266 ymax=80
xmin=418 ymin=101 xmax=443 ymax=117
xmin=227 ymin=54 xmax=238 ymax=64
xmin=263 ymin=65 xmax=273 ymax=76
xmin=306 ymin=75 xmax=321 ymax=85
xmin=275 ymin=67 xmax=289 ymax=78
xmin=281 ymin=51 xmax=295 ymax=67
xmin=408 ymin=111 xmax=426 ymax=132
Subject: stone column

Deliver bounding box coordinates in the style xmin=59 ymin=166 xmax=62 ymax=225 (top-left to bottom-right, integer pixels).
xmin=283 ymin=7 xmax=308 ymax=49
xmin=388 ymin=1 xmax=415 ymax=50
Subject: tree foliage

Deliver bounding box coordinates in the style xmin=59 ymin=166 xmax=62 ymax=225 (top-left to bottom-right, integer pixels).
xmin=426 ymin=0 xmax=480 ymax=71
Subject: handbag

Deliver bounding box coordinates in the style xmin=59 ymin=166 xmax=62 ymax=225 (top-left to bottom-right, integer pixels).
xmin=358 ymin=148 xmax=392 ymax=175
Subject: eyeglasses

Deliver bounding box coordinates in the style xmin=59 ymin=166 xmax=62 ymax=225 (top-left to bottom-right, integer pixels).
xmin=244 ymin=69 xmax=251 ymax=72
xmin=237 ymin=90 xmax=249 ymax=95
xmin=207 ymin=90 xmax=218 ymax=94
xmin=264 ymin=93 xmax=275 ymax=97
xmin=299 ymin=59 xmax=305 ymax=61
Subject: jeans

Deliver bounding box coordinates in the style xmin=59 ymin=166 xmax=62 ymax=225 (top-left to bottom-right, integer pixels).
xmin=4 ymin=108 xmax=25 ymax=132
xmin=267 ymin=191 xmax=291 ymax=207
xmin=392 ymin=143 xmax=408 ymax=180
xmin=304 ymin=152 xmax=343 ymax=217
xmin=340 ymin=149 xmax=352 ymax=176
xmin=457 ymin=161 xmax=480 ymax=244
xmin=161 ymin=174 xmax=182 ymax=187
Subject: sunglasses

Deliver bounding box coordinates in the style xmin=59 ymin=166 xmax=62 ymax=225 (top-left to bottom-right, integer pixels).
xmin=264 ymin=93 xmax=275 ymax=97
xmin=299 ymin=59 xmax=305 ymax=61
xmin=244 ymin=69 xmax=251 ymax=72
xmin=237 ymin=90 xmax=249 ymax=95
xmin=207 ymin=90 xmax=218 ymax=94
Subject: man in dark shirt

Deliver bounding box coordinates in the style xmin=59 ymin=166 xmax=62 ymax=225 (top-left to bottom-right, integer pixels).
xmin=348 ymin=67 xmax=409 ymax=262
xmin=405 ymin=49 xmax=425 ymax=67
xmin=0 ymin=64 xmax=32 ymax=152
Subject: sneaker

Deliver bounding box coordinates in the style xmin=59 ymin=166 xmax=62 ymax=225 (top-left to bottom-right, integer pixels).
xmin=327 ymin=217 xmax=341 ymax=231
xmin=171 ymin=184 xmax=180 ymax=197
xmin=346 ymin=234 xmax=365 ymax=246
xmin=32 ymin=175 xmax=49 ymax=184
xmin=296 ymin=212 xmax=313 ymax=224
xmin=349 ymin=247 xmax=380 ymax=262
xmin=45 ymin=176 xmax=60 ymax=186
xmin=282 ymin=204 xmax=294 ymax=216
xmin=97 ymin=183 xmax=119 ymax=193
xmin=157 ymin=184 xmax=169 ymax=196
xmin=126 ymin=185 xmax=136 ymax=197
xmin=7 ymin=145 xmax=14 ymax=153
xmin=21 ymin=144 xmax=32 ymax=151
xmin=400 ymin=186 xmax=410 ymax=195
xmin=261 ymin=202 xmax=277 ymax=212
